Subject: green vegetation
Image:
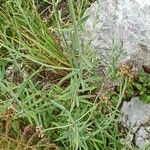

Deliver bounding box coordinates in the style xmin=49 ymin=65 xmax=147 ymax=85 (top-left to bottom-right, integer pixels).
xmin=126 ymin=69 xmax=150 ymax=103
xmin=0 ymin=0 xmax=149 ymax=150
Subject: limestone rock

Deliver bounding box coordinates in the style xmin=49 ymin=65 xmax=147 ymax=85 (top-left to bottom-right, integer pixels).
xmin=84 ymin=0 xmax=150 ymax=69
xmin=121 ymin=97 xmax=150 ymax=149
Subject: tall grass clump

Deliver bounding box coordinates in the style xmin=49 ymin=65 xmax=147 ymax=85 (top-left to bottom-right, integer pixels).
xmin=0 ymin=0 xmax=71 ymax=70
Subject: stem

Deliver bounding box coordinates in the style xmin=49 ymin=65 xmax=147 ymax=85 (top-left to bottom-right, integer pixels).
xmin=67 ymin=0 xmax=81 ymax=52
xmin=52 ymin=0 xmax=69 ymax=51
xmin=67 ymin=0 xmax=84 ymax=89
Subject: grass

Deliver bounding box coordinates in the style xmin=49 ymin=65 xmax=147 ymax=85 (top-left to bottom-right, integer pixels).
xmin=0 ymin=0 xmax=71 ymax=70
xmin=0 ymin=0 xmax=148 ymax=150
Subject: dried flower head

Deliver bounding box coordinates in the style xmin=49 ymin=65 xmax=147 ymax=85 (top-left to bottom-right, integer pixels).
xmin=118 ymin=63 xmax=133 ymax=81
xmin=99 ymin=95 xmax=111 ymax=104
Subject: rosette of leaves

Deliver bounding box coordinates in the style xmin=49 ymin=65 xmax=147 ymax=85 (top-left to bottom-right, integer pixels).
xmin=126 ymin=69 xmax=150 ymax=103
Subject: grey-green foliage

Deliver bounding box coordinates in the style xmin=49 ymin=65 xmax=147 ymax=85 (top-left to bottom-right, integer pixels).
xmin=0 ymin=0 xmax=135 ymax=149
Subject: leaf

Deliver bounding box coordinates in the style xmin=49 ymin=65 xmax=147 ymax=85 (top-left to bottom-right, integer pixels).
xmin=145 ymin=95 xmax=150 ymax=103
xmin=139 ymin=76 xmax=145 ymax=82
xmin=12 ymin=120 xmax=20 ymax=135
xmin=134 ymin=83 xmax=142 ymax=91
xmin=77 ymin=16 xmax=89 ymax=27
xmin=140 ymin=90 xmax=144 ymax=95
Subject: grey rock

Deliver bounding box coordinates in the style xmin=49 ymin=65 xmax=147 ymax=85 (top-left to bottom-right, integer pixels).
xmin=84 ymin=0 xmax=150 ymax=69
xmin=121 ymin=97 xmax=150 ymax=149
xmin=135 ymin=126 xmax=150 ymax=149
